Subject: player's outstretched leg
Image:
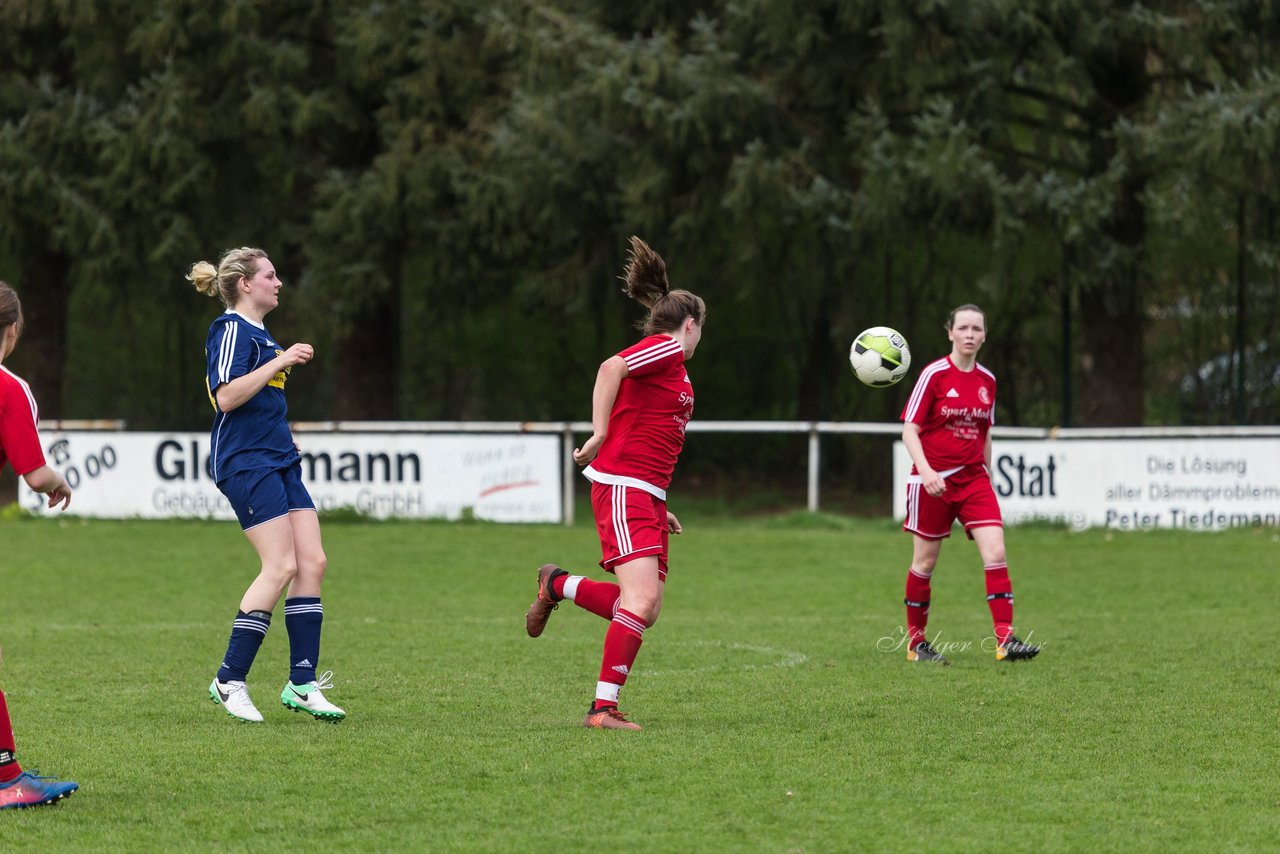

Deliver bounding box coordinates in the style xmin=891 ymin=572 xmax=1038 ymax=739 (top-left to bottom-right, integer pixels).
xmin=209 ymin=679 xmax=264 ymax=722
xmin=281 ymin=670 xmax=345 ymax=721
xmin=0 ymin=689 xmax=79 ymax=808
xmin=525 ymin=564 xmax=568 ymax=637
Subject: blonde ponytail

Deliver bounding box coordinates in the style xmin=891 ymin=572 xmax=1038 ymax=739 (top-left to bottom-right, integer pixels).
xmin=186 ymin=247 xmax=267 ymax=307
xmin=187 ymin=261 xmax=220 ymax=297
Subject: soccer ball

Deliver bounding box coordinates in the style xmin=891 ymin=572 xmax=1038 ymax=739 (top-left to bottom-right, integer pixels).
xmin=849 ymin=326 xmax=911 ymax=387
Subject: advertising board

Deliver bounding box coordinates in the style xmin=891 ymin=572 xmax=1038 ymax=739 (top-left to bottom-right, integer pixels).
xmin=19 ymin=431 xmax=562 ymax=523
xmin=893 ymin=439 xmax=1280 ymax=530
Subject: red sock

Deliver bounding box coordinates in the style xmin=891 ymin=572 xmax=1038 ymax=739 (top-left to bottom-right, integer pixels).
xmin=594 ymin=609 xmax=646 ymax=708
xmin=985 ymin=563 xmax=1014 ymax=645
xmin=0 ymin=689 xmax=21 ymax=783
xmin=904 ymin=568 xmax=932 ymax=650
xmin=564 ymin=577 xmax=620 ymax=621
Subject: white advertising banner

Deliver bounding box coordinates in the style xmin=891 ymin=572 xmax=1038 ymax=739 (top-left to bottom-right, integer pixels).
xmin=893 ymin=438 xmax=1280 ymax=530
xmin=19 ymin=431 xmax=562 ymax=523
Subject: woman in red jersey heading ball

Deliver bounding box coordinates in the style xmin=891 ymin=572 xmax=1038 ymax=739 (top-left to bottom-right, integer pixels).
xmin=0 ymin=282 xmax=79 ymax=809
xmin=525 ymin=237 xmax=705 ymax=731
xmin=898 ymin=304 xmax=1040 ymax=666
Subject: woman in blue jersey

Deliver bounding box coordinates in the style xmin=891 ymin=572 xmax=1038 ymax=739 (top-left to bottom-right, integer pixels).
xmin=188 ymin=247 xmax=344 ymax=723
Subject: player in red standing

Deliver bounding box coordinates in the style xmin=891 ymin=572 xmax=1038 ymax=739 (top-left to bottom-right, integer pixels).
xmin=0 ymin=282 xmax=80 ymax=809
xmin=524 ymin=237 xmax=705 ymax=730
xmin=898 ymin=304 xmax=1040 ymax=665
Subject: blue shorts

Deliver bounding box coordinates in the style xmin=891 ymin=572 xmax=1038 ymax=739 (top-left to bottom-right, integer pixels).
xmin=218 ymin=463 xmax=315 ymax=531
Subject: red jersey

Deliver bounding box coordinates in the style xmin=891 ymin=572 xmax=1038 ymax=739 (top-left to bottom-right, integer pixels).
xmin=584 ymin=334 xmax=693 ymax=499
xmin=900 ymin=356 xmax=996 ymax=476
xmin=0 ymin=365 xmax=46 ymax=476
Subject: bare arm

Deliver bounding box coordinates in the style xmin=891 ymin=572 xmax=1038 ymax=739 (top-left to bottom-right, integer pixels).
xmin=984 ymin=431 xmax=993 ymax=470
xmin=214 ymin=343 xmax=313 ymax=412
xmin=572 ymin=355 xmax=628 ymax=466
xmin=902 ymin=421 xmax=945 ymax=497
xmin=23 ymin=464 xmax=72 ymax=510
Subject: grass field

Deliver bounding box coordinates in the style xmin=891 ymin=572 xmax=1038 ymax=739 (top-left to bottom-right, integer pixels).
xmin=0 ymin=510 xmax=1277 ymax=852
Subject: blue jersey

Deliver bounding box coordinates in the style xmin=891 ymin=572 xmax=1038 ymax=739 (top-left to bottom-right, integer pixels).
xmin=204 ymin=310 xmax=299 ymax=483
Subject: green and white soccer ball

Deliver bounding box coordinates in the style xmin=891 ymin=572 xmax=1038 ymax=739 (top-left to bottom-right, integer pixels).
xmin=849 ymin=326 xmax=911 ymax=387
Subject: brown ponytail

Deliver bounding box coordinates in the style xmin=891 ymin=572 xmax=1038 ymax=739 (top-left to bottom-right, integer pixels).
xmin=621 ymin=236 xmax=706 ymax=335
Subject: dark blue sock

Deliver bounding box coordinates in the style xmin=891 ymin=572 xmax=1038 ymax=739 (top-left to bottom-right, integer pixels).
xmin=216 ymin=610 xmax=271 ymax=682
xmin=284 ymin=597 xmax=323 ymax=685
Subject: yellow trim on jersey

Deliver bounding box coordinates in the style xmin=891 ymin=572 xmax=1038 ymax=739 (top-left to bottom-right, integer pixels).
xmin=267 ymin=350 xmax=290 ymax=390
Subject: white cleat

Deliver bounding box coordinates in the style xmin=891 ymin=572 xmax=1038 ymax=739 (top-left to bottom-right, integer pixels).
xmin=280 ymin=670 xmax=346 ymax=722
xmin=209 ymin=678 xmax=264 ymax=722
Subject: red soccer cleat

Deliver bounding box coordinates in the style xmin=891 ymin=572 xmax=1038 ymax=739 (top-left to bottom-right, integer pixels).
xmin=583 ymin=706 xmax=642 ymax=731
xmin=525 ymin=564 xmax=565 ymax=638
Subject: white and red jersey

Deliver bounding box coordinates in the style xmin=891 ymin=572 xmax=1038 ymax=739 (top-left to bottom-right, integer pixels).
xmin=900 ymin=356 xmax=996 ymax=476
xmin=0 ymin=365 xmax=46 ymax=476
xmin=584 ymin=334 xmax=693 ymax=500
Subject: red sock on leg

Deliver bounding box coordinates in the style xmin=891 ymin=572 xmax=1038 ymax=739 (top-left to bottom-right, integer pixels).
xmin=0 ymin=689 xmax=22 ymax=783
xmin=594 ymin=609 xmax=646 ymax=709
xmin=985 ymin=563 xmax=1014 ymax=645
xmin=905 ymin=568 xmax=932 ymax=650
xmin=560 ymin=576 xmax=620 ymax=621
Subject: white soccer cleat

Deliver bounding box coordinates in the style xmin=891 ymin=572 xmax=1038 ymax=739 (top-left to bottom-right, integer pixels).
xmin=209 ymin=678 xmax=264 ymax=723
xmin=280 ymin=670 xmax=346 ymax=722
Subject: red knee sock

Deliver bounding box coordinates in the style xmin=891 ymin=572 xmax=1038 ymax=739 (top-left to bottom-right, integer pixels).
xmin=594 ymin=609 xmax=646 ymax=708
xmin=904 ymin=568 xmax=932 ymax=650
xmin=984 ymin=563 xmax=1014 ymax=645
xmin=555 ymin=574 xmax=620 ymax=621
xmin=0 ymin=689 xmax=21 ymax=783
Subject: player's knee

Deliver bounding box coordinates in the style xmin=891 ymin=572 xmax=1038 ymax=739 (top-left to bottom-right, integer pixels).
xmin=298 ymin=551 xmax=327 ymax=583
xmin=623 ymin=592 xmax=662 ymax=625
xmin=261 ymin=559 xmax=298 ymax=586
xmin=978 ymin=543 xmax=1007 ymax=565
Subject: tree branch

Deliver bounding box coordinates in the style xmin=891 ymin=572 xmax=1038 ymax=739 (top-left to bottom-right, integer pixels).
xmin=1002 ymin=82 xmax=1088 ymax=119
xmin=995 ymin=108 xmax=1092 ymax=143
xmin=981 ymin=141 xmax=1084 ymax=176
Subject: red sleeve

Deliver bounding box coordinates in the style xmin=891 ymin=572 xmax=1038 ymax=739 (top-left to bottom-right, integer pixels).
xmin=900 ymin=365 xmax=938 ymax=426
xmin=618 ymin=335 xmax=684 ymax=379
xmin=0 ymin=379 xmax=46 ymax=475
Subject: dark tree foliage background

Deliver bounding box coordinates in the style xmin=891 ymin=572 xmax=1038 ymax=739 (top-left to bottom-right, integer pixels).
xmin=1 ymin=1 xmax=1277 ymax=490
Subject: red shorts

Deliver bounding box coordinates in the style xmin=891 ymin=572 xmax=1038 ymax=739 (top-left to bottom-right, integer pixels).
xmin=590 ymin=482 xmax=669 ymax=581
xmin=903 ymin=470 xmax=1003 ymax=540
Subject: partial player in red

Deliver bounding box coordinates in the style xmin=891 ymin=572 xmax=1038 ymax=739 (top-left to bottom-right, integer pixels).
xmin=0 ymin=281 xmax=80 ymax=809
xmin=525 ymin=237 xmax=705 ymax=730
xmin=898 ymin=303 xmax=1040 ymax=665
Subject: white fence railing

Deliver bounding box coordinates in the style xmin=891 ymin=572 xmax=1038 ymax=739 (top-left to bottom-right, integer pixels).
xmin=17 ymin=420 xmax=1280 ymax=526
xmin=290 ymin=421 xmax=1280 ymax=524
